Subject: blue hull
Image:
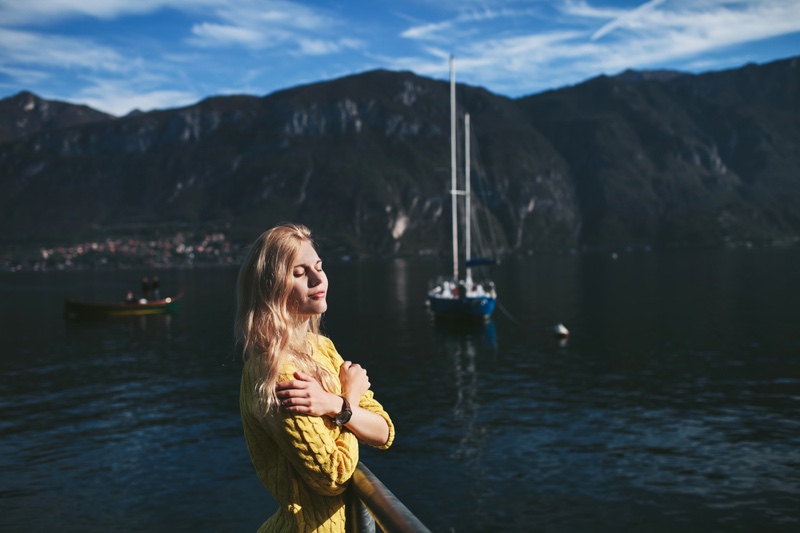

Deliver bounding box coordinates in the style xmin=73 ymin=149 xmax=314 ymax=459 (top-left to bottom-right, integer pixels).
xmin=428 ymin=294 xmax=496 ymax=320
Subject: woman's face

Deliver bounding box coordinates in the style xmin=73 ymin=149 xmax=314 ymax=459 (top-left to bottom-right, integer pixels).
xmin=288 ymin=240 xmax=328 ymax=317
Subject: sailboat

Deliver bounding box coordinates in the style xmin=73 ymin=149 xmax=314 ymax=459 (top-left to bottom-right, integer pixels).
xmin=427 ymin=57 xmax=497 ymax=321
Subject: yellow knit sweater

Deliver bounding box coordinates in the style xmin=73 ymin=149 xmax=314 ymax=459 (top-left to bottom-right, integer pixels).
xmin=240 ymin=334 xmax=395 ymax=533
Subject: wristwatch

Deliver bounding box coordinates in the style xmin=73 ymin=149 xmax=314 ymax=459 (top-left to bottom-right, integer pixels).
xmin=335 ymin=396 xmax=352 ymax=426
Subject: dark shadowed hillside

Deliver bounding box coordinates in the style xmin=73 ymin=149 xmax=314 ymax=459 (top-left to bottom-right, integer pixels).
xmin=0 ymin=56 xmax=798 ymax=263
xmin=0 ymin=91 xmax=114 ymax=144
xmin=517 ymin=56 xmax=800 ymax=248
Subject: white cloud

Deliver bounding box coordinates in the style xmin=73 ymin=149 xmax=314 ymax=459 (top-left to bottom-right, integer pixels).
xmin=0 ymin=65 xmax=51 ymax=87
xmin=243 ymin=3 xmax=335 ymax=31
xmin=0 ymin=27 xmax=127 ymax=71
xmin=1 ymin=0 xmax=798 ymax=114
xmin=394 ymin=0 xmax=800 ymax=95
xmin=401 ymin=6 xmax=543 ymax=42
xmin=190 ymin=22 xmax=266 ymax=47
xmin=75 ymin=78 xmax=199 ymax=115
xmin=577 ymin=0 xmax=800 ymax=70
xmin=292 ymin=37 xmax=363 ymax=56
xmin=591 ymin=0 xmax=667 ymax=40
xmin=402 ymin=20 xmax=454 ymax=40
xmin=184 ymin=0 xmax=349 ymax=56
xmin=0 ymin=0 xmax=218 ymax=25
xmin=0 ymin=0 xmax=337 ymax=34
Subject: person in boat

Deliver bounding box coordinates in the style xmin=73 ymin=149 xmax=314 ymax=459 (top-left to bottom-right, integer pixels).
xmin=235 ymin=222 xmax=394 ymax=533
xmin=124 ymin=290 xmax=135 ymax=304
xmin=457 ymin=282 xmax=467 ymax=299
xmin=141 ymin=277 xmax=151 ymax=300
xmin=151 ymin=276 xmax=160 ymax=300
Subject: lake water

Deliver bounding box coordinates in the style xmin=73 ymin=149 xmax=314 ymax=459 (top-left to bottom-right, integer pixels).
xmin=1 ymin=248 xmax=799 ymax=532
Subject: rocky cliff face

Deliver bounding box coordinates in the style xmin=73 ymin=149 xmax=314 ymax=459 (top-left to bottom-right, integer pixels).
xmin=519 ymin=56 xmax=800 ymax=248
xmin=0 ymin=56 xmax=798 ymax=257
xmin=0 ymin=91 xmax=113 ymax=143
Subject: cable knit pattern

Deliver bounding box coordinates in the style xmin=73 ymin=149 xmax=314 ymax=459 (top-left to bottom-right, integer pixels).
xmin=241 ymin=334 xmax=394 ymax=532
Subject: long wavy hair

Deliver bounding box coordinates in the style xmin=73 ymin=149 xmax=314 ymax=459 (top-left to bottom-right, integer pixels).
xmin=235 ymin=223 xmax=337 ymax=414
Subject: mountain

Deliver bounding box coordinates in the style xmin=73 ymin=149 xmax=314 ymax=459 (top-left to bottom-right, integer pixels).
xmin=518 ymin=56 xmax=800 ymax=248
xmin=0 ymin=56 xmax=798 ymax=260
xmin=0 ymin=91 xmax=114 ymax=144
xmin=0 ymin=72 xmax=578 ymax=256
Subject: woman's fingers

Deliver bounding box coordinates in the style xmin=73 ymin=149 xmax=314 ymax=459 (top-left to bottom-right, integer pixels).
xmin=276 ymin=372 xmax=313 ymax=395
xmin=276 ymin=378 xmax=308 ymax=391
xmin=275 ymin=374 xmax=333 ymax=416
xmin=340 ymin=361 xmax=372 ymax=401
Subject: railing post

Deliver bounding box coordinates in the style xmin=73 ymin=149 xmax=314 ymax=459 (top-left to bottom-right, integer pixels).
xmin=346 ymin=480 xmax=376 ymax=533
xmin=349 ymin=462 xmax=431 ymax=533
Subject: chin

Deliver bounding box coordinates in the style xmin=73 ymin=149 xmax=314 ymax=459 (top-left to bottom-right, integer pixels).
xmin=298 ymin=302 xmax=327 ymax=316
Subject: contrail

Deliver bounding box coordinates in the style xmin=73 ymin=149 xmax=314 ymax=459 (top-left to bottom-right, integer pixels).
xmin=592 ymin=0 xmax=667 ymax=40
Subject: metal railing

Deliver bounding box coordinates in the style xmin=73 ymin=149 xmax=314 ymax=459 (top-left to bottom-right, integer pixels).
xmin=346 ymin=462 xmax=431 ymax=533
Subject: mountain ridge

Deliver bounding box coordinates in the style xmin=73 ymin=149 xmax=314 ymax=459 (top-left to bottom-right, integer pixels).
xmin=1 ymin=56 xmax=798 ymax=262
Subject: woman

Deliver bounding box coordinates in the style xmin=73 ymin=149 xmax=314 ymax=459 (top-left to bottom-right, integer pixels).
xmin=236 ymin=223 xmax=394 ymax=532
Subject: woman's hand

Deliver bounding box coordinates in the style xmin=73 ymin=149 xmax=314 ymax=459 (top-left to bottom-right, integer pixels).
xmin=339 ymin=361 xmax=371 ymax=404
xmin=276 ymin=372 xmax=340 ymax=417
xmin=277 ymin=364 xmax=387 ymax=446
xmin=338 ymin=361 xmax=389 ymax=446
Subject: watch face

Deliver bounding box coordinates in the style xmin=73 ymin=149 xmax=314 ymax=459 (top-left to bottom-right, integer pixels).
xmin=336 ymin=397 xmax=352 ymax=426
xmin=336 ymin=410 xmax=352 ymax=425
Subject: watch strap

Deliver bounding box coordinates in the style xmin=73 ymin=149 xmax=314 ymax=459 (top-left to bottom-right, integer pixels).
xmin=335 ymin=395 xmax=352 ymax=426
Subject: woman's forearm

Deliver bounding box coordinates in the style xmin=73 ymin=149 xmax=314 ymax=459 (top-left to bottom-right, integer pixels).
xmin=343 ymin=405 xmax=390 ymax=447
xmin=277 ymin=374 xmax=390 ymax=447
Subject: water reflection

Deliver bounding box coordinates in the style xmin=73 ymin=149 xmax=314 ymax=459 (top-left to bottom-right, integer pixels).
xmin=432 ymin=319 xmax=497 ymax=349
xmin=64 ymin=313 xmax=175 ymax=337
xmin=429 ymin=320 xmax=500 ymax=522
xmin=392 ymin=258 xmax=409 ymax=313
xmin=3 ymin=250 xmax=800 ymax=533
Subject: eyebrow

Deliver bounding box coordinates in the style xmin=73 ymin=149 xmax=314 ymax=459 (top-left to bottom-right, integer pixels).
xmin=293 ymin=258 xmax=322 ymax=269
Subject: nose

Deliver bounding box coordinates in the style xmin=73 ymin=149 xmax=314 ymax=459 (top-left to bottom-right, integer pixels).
xmin=308 ymin=269 xmax=324 ymax=287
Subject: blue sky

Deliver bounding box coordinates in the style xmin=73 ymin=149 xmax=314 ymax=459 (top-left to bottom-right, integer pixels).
xmin=1 ymin=0 xmax=798 ymax=116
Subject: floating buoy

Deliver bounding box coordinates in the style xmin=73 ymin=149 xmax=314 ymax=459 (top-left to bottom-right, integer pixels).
xmin=553 ymin=323 xmax=569 ymax=338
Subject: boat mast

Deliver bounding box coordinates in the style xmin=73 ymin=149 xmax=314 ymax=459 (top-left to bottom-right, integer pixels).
xmin=450 ymin=55 xmax=459 ymax=282
xmin=465 ymin=112 xmax=472 ymax=288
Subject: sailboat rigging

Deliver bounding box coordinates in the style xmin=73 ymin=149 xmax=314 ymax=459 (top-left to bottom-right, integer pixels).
xmin=427 ymin=56 xmax=497 ymax=321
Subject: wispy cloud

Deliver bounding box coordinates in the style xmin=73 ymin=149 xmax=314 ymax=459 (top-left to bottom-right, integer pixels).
xmin=180 ymin=0 xmax=359 ymax=60
xmin=0 ymin=27 xmax=127 ymax=71
xmin=76 ymin=78 xmax=200 ymax=115
xmin=574 ymin=0 xmax=800 ymax=70
xmin=293 ymin=37 xmax=363 ymax=56
xmin=402 ymin=6 xmax=544 ymax=41
xmin=0 ymin=0 xmax=798 ymax=114
xmin=396 ymin=0 xmax=800 ymax=93
xmin=189 ymin=22 xmax=267 ymax=48
xmin=402 ymin=20 xmax=454 ymax=41
xmin=0 ymin=0 xmax=216 ymax=25
xmin=591 ymin=0 xmax=667 ymax=40
xmin=0 ymin=0 xmax=359 ymax=113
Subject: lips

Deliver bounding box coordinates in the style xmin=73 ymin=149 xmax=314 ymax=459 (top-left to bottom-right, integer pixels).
xmin=309 ymin=291 xmax=326 ymax=300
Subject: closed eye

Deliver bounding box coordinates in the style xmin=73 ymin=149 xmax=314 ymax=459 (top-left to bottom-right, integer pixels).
xmin=294 ymin=260 xmax=323 ymax=277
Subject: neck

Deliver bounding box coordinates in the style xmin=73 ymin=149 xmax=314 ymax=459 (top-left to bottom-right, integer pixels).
xmin=292 ymin=316 xmax=310 ymax=337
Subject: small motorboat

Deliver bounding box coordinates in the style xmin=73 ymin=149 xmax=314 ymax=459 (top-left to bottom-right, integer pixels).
xmin=63 ymin=291 xmax=184 ymax=319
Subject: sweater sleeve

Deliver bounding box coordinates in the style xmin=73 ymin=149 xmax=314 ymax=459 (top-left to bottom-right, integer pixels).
xmin=358 ymin=389 xmax=395 ymax=450
xmin=317 ymin=335 xmax=395 ymax=450
xmin=262 ymin=376 xmax=360 ymax=497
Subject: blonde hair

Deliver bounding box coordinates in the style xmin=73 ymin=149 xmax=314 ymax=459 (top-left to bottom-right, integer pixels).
xmin=235 ymin=223 xmax=337 ymax=414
